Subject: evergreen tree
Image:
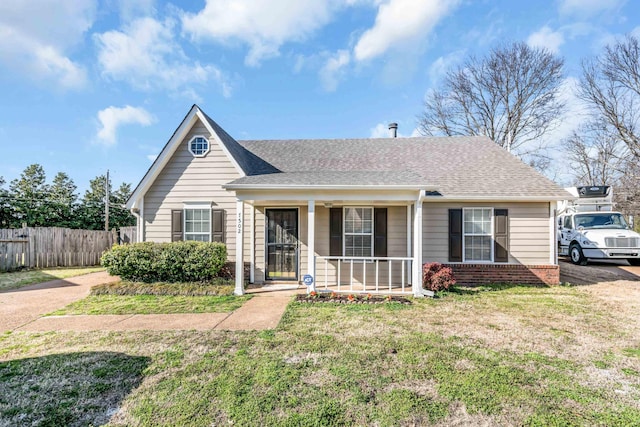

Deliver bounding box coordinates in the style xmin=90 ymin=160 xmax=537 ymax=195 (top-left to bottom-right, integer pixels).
xmin=78 ymin=175 xmax=135 ymax=230
xmin=9 ymin=164 xmax=50 ymax=227
xmin=49 ymin=172 xmax=79 ymax=228
xmin=0 ymin=176 xmax=12 ymax=227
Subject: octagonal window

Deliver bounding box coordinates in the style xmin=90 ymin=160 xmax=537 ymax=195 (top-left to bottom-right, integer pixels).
xmin=189 ymin=136 xmax=210 ymax=157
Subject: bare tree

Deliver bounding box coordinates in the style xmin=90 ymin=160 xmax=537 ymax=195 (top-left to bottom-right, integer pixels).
xmin=579 ymin=35 xmax=640 ymax=159
xmin=562 ymin=120 xmax=626 ymax=185
xmin=419 ymin=42 xmax=565 ymax=167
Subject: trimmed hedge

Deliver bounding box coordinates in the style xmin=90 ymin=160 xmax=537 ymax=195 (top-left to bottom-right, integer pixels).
xmin=101 ymin=241 xmax=227 ymax=283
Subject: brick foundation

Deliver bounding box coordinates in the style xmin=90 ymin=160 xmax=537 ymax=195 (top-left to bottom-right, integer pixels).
xmin=444 ymin=263 xmax=560 ymax=286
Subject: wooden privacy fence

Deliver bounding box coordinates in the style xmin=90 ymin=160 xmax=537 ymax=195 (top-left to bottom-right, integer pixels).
xmin=0 ymin=227 xmax=118 ymax=272
xmin=119 ymin=226 xmax=137 ymax=244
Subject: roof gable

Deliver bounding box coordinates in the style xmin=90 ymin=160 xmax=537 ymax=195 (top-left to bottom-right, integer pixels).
xmin=126 ymin=105 xmax=253 ymax=208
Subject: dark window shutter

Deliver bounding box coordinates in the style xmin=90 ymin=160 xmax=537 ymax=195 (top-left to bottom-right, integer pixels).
xmin=449 ymin=209 xmax=462 ymax=262
xmin=171 ymin=210 xmax=183 ymax=242
xmin=329 ymin=208 xmax=343 ymax=256
xmin=212 ymin=210 xmax=225 ymax=243
xmin=494 ymin=209 xmax=509 ymax=262
xmin=374 ymin=208 xmax=388 ymax=257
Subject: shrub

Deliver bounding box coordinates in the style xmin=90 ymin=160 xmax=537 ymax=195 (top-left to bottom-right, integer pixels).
xmin=101 ymin=241 xmax=227 ymax=283
xmin=422 ymin=262 xmax=456 ymax=292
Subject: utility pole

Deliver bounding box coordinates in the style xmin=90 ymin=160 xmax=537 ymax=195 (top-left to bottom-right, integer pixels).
xmin=105 ymin=169 xmax=110 ymax=231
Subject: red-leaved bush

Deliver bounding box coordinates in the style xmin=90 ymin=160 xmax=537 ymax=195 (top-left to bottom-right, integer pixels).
xmin=422 ymin=262 xmax=456 ymax=292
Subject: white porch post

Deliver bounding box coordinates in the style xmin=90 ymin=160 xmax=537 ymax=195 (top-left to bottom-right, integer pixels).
xmin=307 ymin=200 xmax=316 ymax=293
xmin=249 ymin=203 xmax=255 ymax=283
xmin=235 ymin=199 xmax=245 ymax=296
xmin=407 ymin=204 xmax=412 ymax=285
xmin=412 ymin=201 xmax=423 ymax=296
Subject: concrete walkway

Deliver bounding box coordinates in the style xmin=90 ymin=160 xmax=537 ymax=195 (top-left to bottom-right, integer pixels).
xmin=2 ymin=273 xmax=296 ymax=332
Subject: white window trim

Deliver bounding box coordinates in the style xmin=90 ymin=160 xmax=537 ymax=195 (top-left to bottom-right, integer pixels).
xmin=183 ymin=202 xmax=212 ymax=241
xmin=462 ymin=207 xmax=494 ymax=263
xmin=188 ymin=135 xmax=210 ymax=157
xmin=343 ymin=206 xmax=374 ymax=257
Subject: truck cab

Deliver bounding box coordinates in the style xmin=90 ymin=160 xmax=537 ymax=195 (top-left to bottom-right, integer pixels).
xmin=557 ymin=186 xmax=640 ymax=266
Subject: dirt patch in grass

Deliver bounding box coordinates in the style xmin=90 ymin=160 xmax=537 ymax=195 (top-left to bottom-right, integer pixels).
xmin=0 ymin=267 xmax=104 ymax=292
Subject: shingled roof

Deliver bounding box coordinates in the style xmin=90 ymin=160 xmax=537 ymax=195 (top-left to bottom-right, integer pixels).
xmin=222 ymin=136 xmax=569 ymax=199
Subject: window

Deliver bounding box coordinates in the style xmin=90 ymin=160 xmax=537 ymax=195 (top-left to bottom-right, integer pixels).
xmin=344 ymin=207 xmax=373 ymax=257
xmin=463 ymin=208 xmax=493 ymax=262
xmin=188 ymin=135 xmax=210 ymax=157
xmin=184 ymin=208 xmax=211 ymax=241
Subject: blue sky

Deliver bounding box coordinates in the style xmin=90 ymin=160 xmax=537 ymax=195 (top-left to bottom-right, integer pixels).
xmin=0 ymin=0 xmax=637 ymax=193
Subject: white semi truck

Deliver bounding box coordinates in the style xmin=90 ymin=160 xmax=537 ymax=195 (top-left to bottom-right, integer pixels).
xmin=557 ymin=185 xmax=640 ymax=266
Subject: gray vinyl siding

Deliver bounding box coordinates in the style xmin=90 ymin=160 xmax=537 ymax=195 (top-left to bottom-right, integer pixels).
xmin=422 ymin=202 xmax=551 ymax=265
xmin=143 ymin=118 xmax=245 ymax=259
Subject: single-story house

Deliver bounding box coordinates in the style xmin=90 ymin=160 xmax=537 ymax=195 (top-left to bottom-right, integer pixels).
xmin=126 ymin=105 xmax=571 ymax=296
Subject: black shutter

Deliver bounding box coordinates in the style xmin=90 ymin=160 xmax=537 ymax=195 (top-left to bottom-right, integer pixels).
xmin=171 ymin=210 xmax=183 ymax=242
xmin=449 ymin=209 xmax=462 ymax=262
xmin=329 ymin=208 xmax=343 ymax=256
xmin=494 ymin=209 xmax=509 ymax=262
xmin=374 ymin=208 xmax=388 ymax=257
xmin=212 ymin=210 xmax=225 ymax=243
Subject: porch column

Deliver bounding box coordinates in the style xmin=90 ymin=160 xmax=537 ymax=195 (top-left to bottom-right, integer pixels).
xmin=307 ymin=200 xmax=316 ymax=293
xmin=235 ymin=199 xmax=245 ymax=296
xmin=412 ymin=201 xmax=423 ymax=296
xmin=249 ymin=203 xmax=255 ymax=283
xmin=407 ymin=204 xmax=412 ymax=285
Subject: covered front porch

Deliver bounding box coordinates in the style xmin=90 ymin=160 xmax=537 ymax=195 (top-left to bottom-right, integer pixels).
xmin=229 ymin=188 xmax=429 ymax=297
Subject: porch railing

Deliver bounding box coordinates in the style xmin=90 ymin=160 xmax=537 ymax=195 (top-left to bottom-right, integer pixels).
xmin=315 ymin=256 xmax=413 ymax=294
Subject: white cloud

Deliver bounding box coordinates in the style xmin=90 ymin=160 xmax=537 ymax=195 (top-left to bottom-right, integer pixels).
xmin=353 ymin=0 xmax=460 ymax=62
xmin=428 ymin=50 xmax=465 ymax=83
xmin=147 ymin=154 xmax=159 ymax=162
xmin=0 ymin=0 xmax=95 ymax=89
xmin=115 ymin=0 xmax=155 ymax=22
xmin=558 ymin=0 xmax=625 ymax=18
xmin=95 ymin=17 xmax=232 ymax=97
xmin=319 ymin=50 xmax=351 ymax=92
xmin=96 ymin=106 xmax=155 ymax=146
xmin=527 ymin=26 xmax=565 ymax=53
xmin=182 ymin=0 xmax=337 ymax=66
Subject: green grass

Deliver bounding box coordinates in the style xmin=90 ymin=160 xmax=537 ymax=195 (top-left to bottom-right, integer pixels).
xmin=48 ymin=294 xmax=251 ymax=315
xmin=0 ymin=267 xmax=104 ymax=291
xmin=1 ymin=283 xmax=639 ymax=426
xmin=91 ymin=280 xmax=235 ymax=296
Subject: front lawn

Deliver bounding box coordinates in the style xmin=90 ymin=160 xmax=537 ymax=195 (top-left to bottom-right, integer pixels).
xmin=0 ymin=267 xmax=104 ymax=292
xmin=48 ymin=295 xmax=250 ymax=315
xmin=49 ymin=280 xmax=247 ymax=315
xmin=1 ymin=281 xmax=639 ymax=426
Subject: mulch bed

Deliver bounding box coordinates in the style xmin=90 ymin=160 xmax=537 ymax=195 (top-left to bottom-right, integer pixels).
xmin=295 ymin=292 xmax=412 ymax=304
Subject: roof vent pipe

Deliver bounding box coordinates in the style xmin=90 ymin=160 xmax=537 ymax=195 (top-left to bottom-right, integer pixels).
xmin=388 ymin=123 xmax=398 ymax=138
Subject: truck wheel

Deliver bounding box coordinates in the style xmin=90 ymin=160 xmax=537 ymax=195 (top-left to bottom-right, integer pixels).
xmin=628 ymin=259 xmax=640 ymax=266
xmin=570 ymin=243 xmax=588 ymax=266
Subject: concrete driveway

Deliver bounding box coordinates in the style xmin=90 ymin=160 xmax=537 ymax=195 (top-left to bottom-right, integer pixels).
xmin=559 ymin=259 xmax=640 ymax=285
xmin=0 ymin=271 xmax=119 ymax=331
xmin=1 ymin=272 xmax=295 ymax=332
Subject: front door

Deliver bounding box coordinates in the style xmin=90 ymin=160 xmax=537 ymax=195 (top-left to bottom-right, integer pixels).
xmin=266 ymin=209 xmax=299 ymax=280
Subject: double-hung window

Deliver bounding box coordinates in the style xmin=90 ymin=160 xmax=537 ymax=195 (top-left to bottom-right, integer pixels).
xmin=463 ymin=208 xmax=493 ymax=262
xmin=184 ymin=205 xmax=211 ymax=242
xmin=344 ymin=207 xmax=373 ymax=257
